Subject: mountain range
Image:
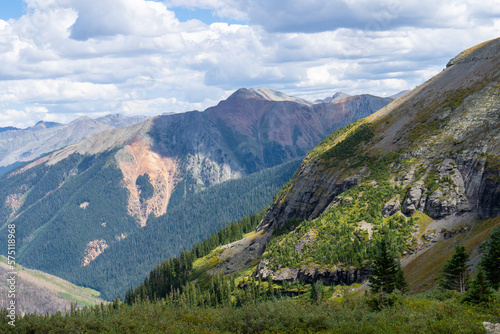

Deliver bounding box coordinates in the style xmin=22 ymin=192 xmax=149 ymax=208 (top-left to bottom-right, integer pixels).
xmin=0 ymin=114 xmax=148 ymax=176
xmin=139 ymin=37 xmax=500 ymax=296
xmin=0 ymin=88 xmax=393 ymax=299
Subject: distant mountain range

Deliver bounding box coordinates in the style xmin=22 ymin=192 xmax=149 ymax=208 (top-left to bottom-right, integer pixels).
xmin=0 ymin=114 xmax=147 ymax=173
xmin=314 ymin=91 xmax=351 ymax=104
xmin=0 ymin=87 xmax=393 ymax=299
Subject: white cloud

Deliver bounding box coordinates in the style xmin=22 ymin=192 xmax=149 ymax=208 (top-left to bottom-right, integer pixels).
xmin=0 ymin=79 xmax=121 ymax=104
xmin=0 ymin=106 xmax=49 ymax=128
xmin=0 ymin=0 xmax=499 ymax=128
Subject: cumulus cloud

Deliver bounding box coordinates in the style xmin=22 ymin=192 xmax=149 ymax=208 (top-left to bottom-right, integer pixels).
xmin=0 ymin=0 xmax=499 ymax=127
xmin=68 ymin=0 xmax=182 ymax=40
xmin=0 ymin=106 xmax=49 ymax=128
xmin=245 ymin=0 xmax=500 ymax=33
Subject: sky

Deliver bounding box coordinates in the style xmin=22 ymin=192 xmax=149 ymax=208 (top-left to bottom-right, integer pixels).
xmin=0 ymin=0 xmax=499 ymax=128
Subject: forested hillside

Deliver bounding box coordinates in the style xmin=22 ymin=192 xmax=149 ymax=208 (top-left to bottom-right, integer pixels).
xmin=69 ymin=158 xmax=301 ymax=299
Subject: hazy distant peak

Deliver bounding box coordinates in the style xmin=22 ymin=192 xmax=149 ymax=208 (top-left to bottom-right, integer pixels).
xmin=0 ymin=113 xmax=148 ymax=168
xmin=96 ymin=114 xmax=148 ymax=127
xmin=70 ymin=116 xmax=93 ymax=124
xmin=250 ymin=87 xmax=313 ymax=105
xmin=226 ymin=87 xmax=313 ymax=106
xmin=0 ymin=126 xmax=19 ymax=133
xmin=32 ymin=121 xmax=62 ymax=129
xmin=314 ymin=92 xmax=351 ymax=104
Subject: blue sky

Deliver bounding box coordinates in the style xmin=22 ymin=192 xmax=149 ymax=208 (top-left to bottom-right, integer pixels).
xmin=0 ymin=1 xmax=24 ymax=20
xmin=0 ymin=0 xmax=499 ymax=128
xmin=0 ymin=1 xmax=242 ymax=25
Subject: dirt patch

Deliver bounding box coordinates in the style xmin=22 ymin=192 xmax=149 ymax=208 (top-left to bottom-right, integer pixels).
xmin=79 ymin=202 xmax=89 ymax=209
xmin=115 ymin=233 xmax=127 ymax=241
xmin=356 ymin=220 xmax=373 ymax=239
xmin=207 ymin=230 xmax=271 ymax=276
xmin=81 ymin=239 xmax=108 ymax=267
xmin=117 ymin=137 xmax=180 ymax=227
xmin=295 ymin=229 xmax=317 ymax=253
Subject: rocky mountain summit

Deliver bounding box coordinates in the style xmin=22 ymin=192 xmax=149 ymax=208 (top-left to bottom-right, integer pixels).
xmin=261 ymin=38 xmax=500 ymax=232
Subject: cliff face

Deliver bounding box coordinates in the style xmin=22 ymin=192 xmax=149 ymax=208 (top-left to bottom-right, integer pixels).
xmin=259 ymin=38 xmax=500 ymax=233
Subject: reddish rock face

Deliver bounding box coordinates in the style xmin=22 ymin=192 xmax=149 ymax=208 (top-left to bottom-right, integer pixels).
xmin=203 ymin=88 xmax=392 ymax=173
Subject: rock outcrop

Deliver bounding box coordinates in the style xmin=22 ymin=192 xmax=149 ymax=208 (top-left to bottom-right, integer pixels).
xmin=402 ymin=183 xmax=425 ymax=216
xmin=382 ymin=196 xmax=401 ymax=217
xmin=483 ymin=322 xmax=500 ymax=334
xmin=257 ymin=161 xmax=365 ymax=231
xmin=256 ymin=259 xmax=369 ymax=286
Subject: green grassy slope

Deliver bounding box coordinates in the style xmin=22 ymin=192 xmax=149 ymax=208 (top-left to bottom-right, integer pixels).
xmin=0 ymin=256 xmax=102 ymax=315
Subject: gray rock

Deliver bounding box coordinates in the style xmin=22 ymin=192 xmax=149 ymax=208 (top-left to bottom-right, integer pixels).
xmin=256 ymin=261 xmax=369 ymax=286
xmin=257 ymin=160 xmax=367 ymax=232
xmin=295 ymin=230 xmax=317 ymax=253
xmin=483 ymin=322 xmax=500 ymax=334
xmin=402 ymin=186 xmax=423 ymax=216
xmin=383 ymin=197 xmax=401 ymax=218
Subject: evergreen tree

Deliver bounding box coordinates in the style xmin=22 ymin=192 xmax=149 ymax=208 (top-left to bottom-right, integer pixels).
xmin=394 ymin=261 xmax=409 ymax=293
xmin=439 ymin=246 xmax=470 ymax=293
xmin=461 ymin=266 xmax=494 ymax=305
xmin=369 ymin=239 xmax=407 ymax=294
xmin=309 ymin=282 xmax=318 ymax=304
xmin=481 ymin=227 xmax=500 ymax=289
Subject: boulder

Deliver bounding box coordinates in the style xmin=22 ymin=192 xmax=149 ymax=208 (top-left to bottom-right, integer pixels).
xmin=382 ymin=196 xmax=401 ymax=218
xmin=402 ymin=186 xmax=423 ymax=216
xmin=483 ymin=322 xmax=500 ymax=334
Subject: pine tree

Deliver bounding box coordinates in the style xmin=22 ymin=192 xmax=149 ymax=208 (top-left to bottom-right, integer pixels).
xmin=369 ymin=239 xmax=407 ymax=294
xmin=439 ymin=246 xmax=470 ymax=293
xmin=309 ymin=282 xmax=319 ymax=304
xmin=461 ymin=266 xmax=494 ymax=305
xmin=481 ymin=227 xmax=500 ymax=290
xmin=394 ymin=261 xmax=409 ymax=293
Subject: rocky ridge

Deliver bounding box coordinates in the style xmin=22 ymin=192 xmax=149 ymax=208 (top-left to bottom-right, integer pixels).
xmin=0 ymin=114 xmax=147 ymax=170
xmin=202 ymin=38 xmax=500 ymax=290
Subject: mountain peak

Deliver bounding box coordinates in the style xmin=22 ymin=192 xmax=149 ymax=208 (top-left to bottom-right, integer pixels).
xmin=33 ymin=121 xmax=61 ymax=129
xmin=0 ymin=126 xmax=19 ymax=133
xmin=226 ymin=88 xmax=260 ymax=101
xmin=446 ymin=37 xmax=500 ymax=68
xmin=250 ymin=87 xmax=313 ymax=105
xmin=314 ymin=92 xmax=351 ymax=104
xmin=70 ymin=116 xmax=93 ymax=124
xmin=226 ymin=87 xmax=313 ymax=106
